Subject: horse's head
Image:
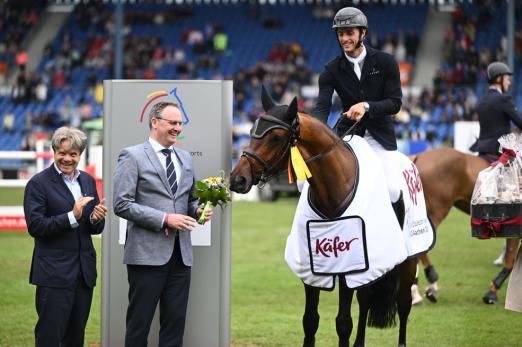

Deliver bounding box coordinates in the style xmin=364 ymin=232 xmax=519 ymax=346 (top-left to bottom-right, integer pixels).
xmin=230 ymin=86 xmax=299 ymax=194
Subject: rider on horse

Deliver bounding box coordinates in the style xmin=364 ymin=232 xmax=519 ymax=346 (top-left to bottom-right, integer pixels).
xmin=313 ymin=7 xmax=404 ymax=218
xmin=469 ymin=61 xmax=522 ymax=163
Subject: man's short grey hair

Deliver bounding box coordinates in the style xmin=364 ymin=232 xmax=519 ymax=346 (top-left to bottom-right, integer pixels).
xmin=51 ymin=127 xmax=88 ymax=153
xmin=149 ymin=102 xmax=180 ymax=129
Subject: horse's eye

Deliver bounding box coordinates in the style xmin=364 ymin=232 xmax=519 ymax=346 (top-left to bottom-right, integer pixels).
xmin=270 ymin=134 xmax=282 ymax=144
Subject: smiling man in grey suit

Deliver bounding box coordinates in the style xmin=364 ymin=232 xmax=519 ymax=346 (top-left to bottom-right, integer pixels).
xmin=113 ymin=101 xmax=212 ymax=347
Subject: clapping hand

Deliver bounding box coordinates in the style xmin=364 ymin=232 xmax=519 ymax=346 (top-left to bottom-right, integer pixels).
xmin=73 ymin=196 xmax=94 ymax=220
xmin=91 ymin=197 xmax=108 ymax=223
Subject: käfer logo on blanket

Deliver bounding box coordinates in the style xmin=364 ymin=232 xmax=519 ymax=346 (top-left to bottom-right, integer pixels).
xmin=315 ymin=236 xmax=359 ymax=258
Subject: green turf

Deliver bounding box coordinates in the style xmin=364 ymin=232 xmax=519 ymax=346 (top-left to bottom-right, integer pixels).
xmin=1 ymin=198 xmax=520 ymax=346
xmin=0 ymin=187 xmax=25 ymax=206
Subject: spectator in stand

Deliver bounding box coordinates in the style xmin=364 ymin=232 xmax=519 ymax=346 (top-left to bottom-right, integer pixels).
xmin=3 ymin=111 xmax=14 ymax=133
xmin=405 ymin=29 xmax=419 ymax=60
xmin=213 ymin=26 xmax=228 ymax=54
xmin=15 ymin=49 xmax=28 ymax=72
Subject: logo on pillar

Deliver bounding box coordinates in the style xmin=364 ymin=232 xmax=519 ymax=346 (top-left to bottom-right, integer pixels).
xmin=139 ymin=87 xmax=190 ymax=144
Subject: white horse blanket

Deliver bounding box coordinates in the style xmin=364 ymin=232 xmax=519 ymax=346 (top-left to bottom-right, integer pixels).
xmin=284 ymin=135 xmax=434 ymax=290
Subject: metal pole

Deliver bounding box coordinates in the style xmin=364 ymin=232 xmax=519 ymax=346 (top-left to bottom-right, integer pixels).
xmin=114 ymin=2 xmax=123 ymax=79
xmin=507 ymin=0 xmax=514 ymax=72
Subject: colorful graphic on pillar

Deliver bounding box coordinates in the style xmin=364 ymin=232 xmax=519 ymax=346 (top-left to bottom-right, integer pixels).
xmin=140 ymin=88 xmax=190 ymax=143
xmin=402 ymin=162 xmax=422 ymax=206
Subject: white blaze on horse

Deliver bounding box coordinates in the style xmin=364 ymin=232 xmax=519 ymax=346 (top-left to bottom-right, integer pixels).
xmin=230 ymin=87 xmax=434 ymax=347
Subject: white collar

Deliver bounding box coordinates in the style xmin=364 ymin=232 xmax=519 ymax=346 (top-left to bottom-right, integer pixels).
xmin=344 ymin=46 xmax=367 ymax=65
xmin=489 ymin=86 xmax=502 ymax=93
xmin=149 ymin=137 xmax=173 ymax=153
xmin=54 ymin=163 xmax=80 ymax=180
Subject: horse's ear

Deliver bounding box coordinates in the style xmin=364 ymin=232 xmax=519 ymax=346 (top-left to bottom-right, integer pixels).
xmin=285 ymin=97 xmax=298 ymax=123
xmin=261 ymin=85 xmax=276 ymax=112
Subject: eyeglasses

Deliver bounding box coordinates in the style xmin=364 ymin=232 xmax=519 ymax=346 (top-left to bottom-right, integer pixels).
xmin=155 ymin=116 xmax=183 ymax=127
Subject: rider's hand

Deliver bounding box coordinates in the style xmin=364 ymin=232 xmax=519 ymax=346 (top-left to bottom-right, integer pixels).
xmin=344 ymin=102 xmax=366 ymax=122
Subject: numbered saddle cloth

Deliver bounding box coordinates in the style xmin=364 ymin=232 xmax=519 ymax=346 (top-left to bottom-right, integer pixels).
xmin=284 ymin=135 xmax=408 ymax=290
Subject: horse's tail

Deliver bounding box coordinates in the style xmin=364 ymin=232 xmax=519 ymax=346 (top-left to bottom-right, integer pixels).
xmin=367 ymin=266 xmax=400 ymax=328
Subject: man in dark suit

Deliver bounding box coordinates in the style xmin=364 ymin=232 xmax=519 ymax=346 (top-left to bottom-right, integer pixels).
xmin=113 ymin=102 xmax=212 ymax=347
xmin=313 ymin=7 xmax=403 ymax=206
xmin=24 ymin=127 xmax=107 ymax=346
xmin=469 ymin=61 xmax=522 ymax=162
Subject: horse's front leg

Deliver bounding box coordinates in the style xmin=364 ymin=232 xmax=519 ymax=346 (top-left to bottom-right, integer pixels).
xmin=353 ymin=288 xmax=369 ymax=347
xmin=483 ymin=238 xmax=521 ymax=304
xmin=336 ymin=277 xmax=354 ymax=347
xmin=303 ymin=283 xmax=320 ymax=347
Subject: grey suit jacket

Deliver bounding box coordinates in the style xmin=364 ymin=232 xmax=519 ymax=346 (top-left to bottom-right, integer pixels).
xmin=113 ymin=141 xmax=198 ymax=266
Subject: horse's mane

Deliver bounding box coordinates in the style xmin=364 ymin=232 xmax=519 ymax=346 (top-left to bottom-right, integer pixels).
xmin=297 ymin=111 xmax=340 ymax=141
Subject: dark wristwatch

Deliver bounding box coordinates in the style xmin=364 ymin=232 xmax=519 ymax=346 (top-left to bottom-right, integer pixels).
xmin=363 ymin=102 xmax=370 ymax=113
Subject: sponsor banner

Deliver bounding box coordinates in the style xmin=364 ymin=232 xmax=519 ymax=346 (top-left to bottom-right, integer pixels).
xmin=0 ymin=215 xmax=26 ymax=231
xmin=0 ymin=207 xmax=25 ymax=231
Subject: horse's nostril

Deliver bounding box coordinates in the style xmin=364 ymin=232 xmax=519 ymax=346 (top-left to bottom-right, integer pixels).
xmin=236 ymin=176 xmax=246 ymax=186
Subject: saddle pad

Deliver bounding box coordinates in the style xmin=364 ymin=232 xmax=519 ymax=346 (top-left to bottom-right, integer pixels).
xmin=307 ymin=216 xmax=368 ymax=275
xmin=396 ymin=154 xmax=436 ymax=256
xmin=285 ymin=135 xmax=408 ymax=290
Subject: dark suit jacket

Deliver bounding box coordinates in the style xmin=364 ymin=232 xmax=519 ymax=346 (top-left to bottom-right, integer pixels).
xmin=24 ymin=165 xmax=104 ymax=289
xmin=313 ymin=45 xmax=402 ymax=150
xmin=470 ymin=88 xmax=522 ymax=154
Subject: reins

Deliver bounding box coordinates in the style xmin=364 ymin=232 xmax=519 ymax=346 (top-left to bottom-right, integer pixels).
xmin=304 ymin=119 xmax=360 ymax=164
xmin=241 ymin=113 xmax=360 ymax=185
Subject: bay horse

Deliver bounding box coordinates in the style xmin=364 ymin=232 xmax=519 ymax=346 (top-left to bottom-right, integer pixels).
xmin=230 ymin=88 xmax=416 ymax=347
xmin=413 ymin=148 xmax=520 ymax=303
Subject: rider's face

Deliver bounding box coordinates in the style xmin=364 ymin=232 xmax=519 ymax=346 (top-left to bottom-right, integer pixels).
xmin=337 ymin=27 xmax=365 ymax=57
xmin=502 ymin=75 xmax=511 ymax=92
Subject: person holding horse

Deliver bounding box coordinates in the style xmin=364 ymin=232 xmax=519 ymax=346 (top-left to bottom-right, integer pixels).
xmin=468 ymin=61 xmax=522 ymax=305
xmin=313 ymin=7 xmax=404 ymax=216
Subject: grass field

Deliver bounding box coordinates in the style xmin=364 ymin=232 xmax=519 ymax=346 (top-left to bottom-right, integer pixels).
xmin=1 ymin=190 xmax=521 ymax=346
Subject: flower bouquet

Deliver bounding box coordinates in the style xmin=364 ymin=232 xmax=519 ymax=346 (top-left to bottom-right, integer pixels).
xmin=193 ymin=171 xmax=232 ymax=224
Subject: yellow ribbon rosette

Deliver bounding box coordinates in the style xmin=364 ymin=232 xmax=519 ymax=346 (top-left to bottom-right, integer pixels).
xmin=288 ymin=146 xmax=312 ymax=183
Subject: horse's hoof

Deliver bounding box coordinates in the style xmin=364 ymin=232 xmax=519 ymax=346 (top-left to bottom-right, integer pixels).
xmin=425 ymin=283 xmax=438 ymax=303
xmin=483 ymin=290 xmax=498 ymax=305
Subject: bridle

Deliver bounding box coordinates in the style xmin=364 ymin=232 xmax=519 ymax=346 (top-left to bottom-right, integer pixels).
xmin=241 ymin=114 xmax=299 ymax=186
xmin=241 ymin=113 xmax=359 ymax=186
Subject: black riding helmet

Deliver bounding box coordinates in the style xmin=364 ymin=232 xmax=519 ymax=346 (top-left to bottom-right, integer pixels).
xmin=487 ymin=62 xmax=513 ymax=92
xmin=487 ymin=61 xmax=512 ymax=83
xmin=332 ymin=7 xmax=368 ymax=49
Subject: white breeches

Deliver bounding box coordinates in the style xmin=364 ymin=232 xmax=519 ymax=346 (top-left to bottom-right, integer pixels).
xmin=364 ymin=132 xmax=402 ymax=203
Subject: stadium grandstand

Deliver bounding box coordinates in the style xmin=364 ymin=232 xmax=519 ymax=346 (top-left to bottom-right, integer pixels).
xmin=0 ymin=0 xmax=520 ymax=178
